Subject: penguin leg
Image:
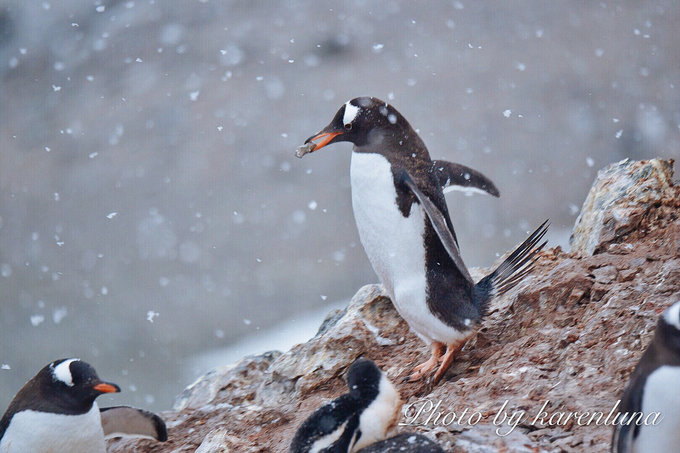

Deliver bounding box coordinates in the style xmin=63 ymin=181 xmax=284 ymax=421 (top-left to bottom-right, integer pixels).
xmin=406 ymin=341 xmax=445 ymax=381
xmin=432 ymin=341 xmax=465 ymax=385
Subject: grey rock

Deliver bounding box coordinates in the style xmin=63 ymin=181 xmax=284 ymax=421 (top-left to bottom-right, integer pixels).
xmin=356 ymin=433 xmax=445 ymax=452
xmin=174 ymin=351 xmax=281 ymax=411
xmin=256 ymin=284 xmax=405 ymax=405
xmin=570 ymin=158 xmax=675 ymax=257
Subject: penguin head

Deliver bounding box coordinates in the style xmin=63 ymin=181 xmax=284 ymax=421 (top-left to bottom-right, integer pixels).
xmin=43 ymin=358 xmax=121 ymax=409
xmin=346 ymin=358 xmax=382 ymax=403
xmin=300 ymin=97 xmax=407 ymax=156
xmin=659 ymin=301 xmax=680 ymax=351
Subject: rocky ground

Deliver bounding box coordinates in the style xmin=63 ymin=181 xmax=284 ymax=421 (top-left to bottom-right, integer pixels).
xmin=109 ymin=157 xmax=679 ymax=452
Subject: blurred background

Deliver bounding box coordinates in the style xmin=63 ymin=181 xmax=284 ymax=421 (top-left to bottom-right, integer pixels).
xmin=1 ymin=0 xmax=679 ymax=412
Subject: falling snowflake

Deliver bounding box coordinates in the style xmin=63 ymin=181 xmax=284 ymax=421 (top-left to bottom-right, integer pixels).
xmin=146 ymin=311 xmax=159 ymax=323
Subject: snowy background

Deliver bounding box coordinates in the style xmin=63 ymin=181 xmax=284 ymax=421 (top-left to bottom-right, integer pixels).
xmin=1 ymin=0 xmax=678 ymax=412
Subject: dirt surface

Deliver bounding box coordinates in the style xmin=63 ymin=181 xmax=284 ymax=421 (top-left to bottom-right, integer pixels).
xmin=109 ymin=159 xmax=680 ymax=452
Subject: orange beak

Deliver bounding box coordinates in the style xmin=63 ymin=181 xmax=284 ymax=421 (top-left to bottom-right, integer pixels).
xmin=306 ymin=131 xmax=342 ymax=150
xmin=297 ymin=130 xmax=343 ymax=158
xmin=93 ymin=382 xmax=121 ymax=394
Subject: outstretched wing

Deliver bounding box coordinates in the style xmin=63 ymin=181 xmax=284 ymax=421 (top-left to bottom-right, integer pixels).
xmin=100 ymin=406 xmax=168 ymax=441
xmin=431 ymin=160 xmax=500 ymax=197
xmin=396 ymin=169 xmax=473 ymax=285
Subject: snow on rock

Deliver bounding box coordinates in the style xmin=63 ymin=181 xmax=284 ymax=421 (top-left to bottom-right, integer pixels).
xmin=109 ymin=159 xmax=680 ymax=452
xmin=570 ymin=158 xmax=676 ymax=257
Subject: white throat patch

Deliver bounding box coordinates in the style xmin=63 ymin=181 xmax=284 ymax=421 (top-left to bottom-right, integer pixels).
xmin=343 ymin=101 xmax=360 ymax=126
xmin=664 ymin=302 xmax=680 ymax=331
xmin=52 ymin=359 xmax=79 ymax=387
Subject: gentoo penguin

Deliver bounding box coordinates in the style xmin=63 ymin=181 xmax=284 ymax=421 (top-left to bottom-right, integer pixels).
xmin=297 ymin=97 xmax=548 ymax=384
xmin=612 ymin=301 xmax=680 ymax=452
xmin=0 ymin=358 xmax=167 ymax=452
xmin=290 ymin=358 xmax=402 ymax=453
xmin=355 ymin=433 xmax=446 ymax=452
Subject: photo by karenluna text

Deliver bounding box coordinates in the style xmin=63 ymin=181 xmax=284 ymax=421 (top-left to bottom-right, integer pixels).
xmin=401 ymin=398 xmax=663 ymax=437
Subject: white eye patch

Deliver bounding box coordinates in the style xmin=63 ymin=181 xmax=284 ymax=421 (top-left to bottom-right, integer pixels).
xmin=52 ymin=358 xmax=79 ymax=387
xmin=664 ymin=301 xmax=680 ymax=331
xmin=343 ymin=101 xmax=360 ymax=126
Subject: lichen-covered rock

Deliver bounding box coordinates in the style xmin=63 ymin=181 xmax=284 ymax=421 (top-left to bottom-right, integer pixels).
xmin=570 ymin=158 xmax=676 ymax=257
xmin=108 ymin=159 xmax=680 ymax=453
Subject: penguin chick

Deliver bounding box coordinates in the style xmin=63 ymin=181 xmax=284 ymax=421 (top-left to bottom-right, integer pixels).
xmin=290 ymin=358 xmax=402 ymax=453
xmin=0 ymin=358 xmax=167 ymax=452
xmin=298 ymin=97 xmax=548 ymax=384
xmin=612 ymin=301 xmax=680 ymax=452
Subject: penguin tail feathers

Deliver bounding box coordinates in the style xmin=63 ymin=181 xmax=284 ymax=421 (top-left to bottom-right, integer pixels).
xmin=474 ymin=220 xmax=549 ymax=313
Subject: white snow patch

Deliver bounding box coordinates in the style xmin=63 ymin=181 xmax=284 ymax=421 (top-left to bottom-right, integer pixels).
xmin=53 ymin=307 xmax=68 ymax=324
xmin=362 ymin=320 xmax=396 ymax=346
xmin=146 ymin=311 xmax=159 ymax=323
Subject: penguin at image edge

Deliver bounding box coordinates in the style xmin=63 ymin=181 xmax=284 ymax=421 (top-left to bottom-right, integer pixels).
xmin=290 ymin=358 xmax=402 ymax=453
xmin=0 ymin=358 xmax=167 ymax=453
xmin=297 ymin=96 xmax=548 ymax=384
xmin=612 ymin=301 xmax=680 ymax=452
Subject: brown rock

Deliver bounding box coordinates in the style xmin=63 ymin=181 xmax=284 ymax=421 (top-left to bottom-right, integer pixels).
xmin=570 ymin=158 xmax=675 ymax=257
xmin=108 ymin=159 xmax=680 ymax=453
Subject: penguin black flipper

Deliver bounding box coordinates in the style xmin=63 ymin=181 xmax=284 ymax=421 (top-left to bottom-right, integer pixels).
xmin=396 ymin=168 xmax=473 ymax=284
xmin=431 ymin=160 xmax=500 ymax=197
xmin=290 ymin=394 xmax=359 ymax=453
xmin=612 ymin=384 xmax=641 ymax=453
xmin=100 ymin=406 xmax=168 ymax=441
xmin=612 ymin=329 xmax=664 ymax=453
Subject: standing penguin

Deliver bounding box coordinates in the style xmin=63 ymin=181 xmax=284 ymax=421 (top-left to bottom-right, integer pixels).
xmin=290 ymin=358 xmax=402 ymax=453
xmin=297 ymin=97 xmax=548 ymax=383
xmin=0 ymin=358 xmax=167 ymax=452
xmin=612 ymin=301 xmax=680 ymax=452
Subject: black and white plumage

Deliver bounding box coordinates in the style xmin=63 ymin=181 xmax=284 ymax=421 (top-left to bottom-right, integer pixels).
xmin=290 ymin=358 xmax=402 ymax=453
xmin=612 ymin=301 xmax=680 ymax=452
xmin=298 ymin=97 xmax=548 ymax=384
xmin=0 ymin=358 xmax=167 ymax=452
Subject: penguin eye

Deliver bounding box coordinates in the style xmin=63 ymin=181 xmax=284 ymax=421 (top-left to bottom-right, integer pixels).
xmin=344 ymin=123 xmax=352 ymax=131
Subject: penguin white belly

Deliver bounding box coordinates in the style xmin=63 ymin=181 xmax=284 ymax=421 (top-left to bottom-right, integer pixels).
xmin=350 ymin=152 xmax=464 ymax=344
xmin=632 ymin=365 xmax=680 ymax=453
xmin=353 ymin=374 xmax=402 ymax=450
xmin=0 ymin=404 xmax=106 ymax=453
